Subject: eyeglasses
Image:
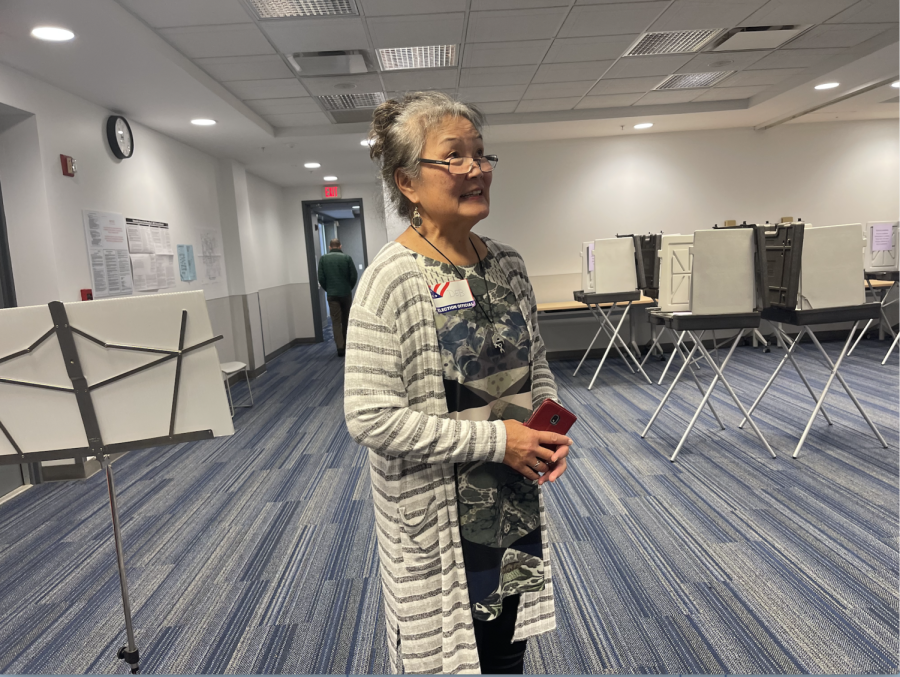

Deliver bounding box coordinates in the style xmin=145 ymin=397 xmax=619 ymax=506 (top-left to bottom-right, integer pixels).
xmin=418 ymin=155 xmax=499 ymax=174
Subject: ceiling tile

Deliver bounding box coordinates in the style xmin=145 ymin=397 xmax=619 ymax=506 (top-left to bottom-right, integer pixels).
xmin=460 ymin=65 xmax=538 ymax=87
xmin=367 ymin=13 xmax=465 ymax=48
xmin=719 ymin=68 xmax=804 ymax=86
xmin=462 ymin=40 xmax=552 ymax=67
xmin=532 ymin=60 xmax=614 ymax=83
xmin=650 ymin=0 xmax=768 ymax=31
xmin=589 ymin=75 xmax=665 ymax=94
xmin=264 ymin=112 xmax=331 ymax=127
xmin=382 ymin=69 xmax=459 ymax=91
xmin=467 ymin=8 xmax=570 ymax=42
xmin=458 ymin=84 xmax=529 ymax=102
xmin=524 ymin=81 xmax=595 ymax=98
xmin=827 ymin=0 xmax=899 ymax=23
xmin=387 ymin=89 xmax=458 ymax=99
xmin=676 ymin=50 xmax=770 ymax=73
xmin=603 ymin=54 xmax=692 ymax=78
xmin=745 ymin=47 xmax=843 ymax=69
xmin=260 ymin=17 xmax=369 ymax=53
xmin=693 ymin=85 xmax=768 ymax=100
xmin=300 ymin=73 xmax=384 ymax=95
xmin=117 ymin=0 xmax=250 ymax=28
xmin=634 ymin=89 xmax=702 ymax=104
xmin=472 ymin=0 xmax=570 ymax=8
xmin=476 ymin=101 xmax=520 ymax=113
xmin=158 ymin=24 xmax=275 ymax=59
xmin=195 ymin=55 xmax=293 ymax=81
xmin=223 ymin=78 xmax=309 ymax=100
xmin=741 ymin=0 xmax=860 ymax=26
xmin=544 ymin=34 xmax=639 ymax=63
xmin=559 ymin=2 xmax=670 ymax=38
xmin=785 ymin=23 xmax=890 ymax=48
xmin=358 ymin=0 xmax=467 ymax=15
xmin=246 ymin=98 xmax=319 ymax=115
xmin=516 ymin=97 xmax=583 ymax=112
xmin=574 ymin=92 xmax=644 ymax=108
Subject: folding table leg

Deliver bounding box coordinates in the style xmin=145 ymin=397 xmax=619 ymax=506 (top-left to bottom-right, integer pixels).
xmin=687 ymin=331 xmax=777 ymax=460
xmin=682 ymin=342 xmax=726 ymax=431
xmin=801 ymin=326 xmax=888 ymax=454
xmin=596 ymin=302 xmax=652 ymax=383
xmin=594 ymin=304 xmax=636 ymax=374
xmin=573 ymin=323 xmax=604 ymax=376
xmin=588 ymin=302 xmax=636 ymax=389
xmin=739 ymin=327 xmax=833 ymax=429
xmin=244 ymin=368 xmax=255 ymax=406
xmin=225 ymin=378 xmax=235 ymax=417
xmin=658 ymin=331 xmax=685 ymax=385
xmin=847 ymin=318 xmax=874 ymax=356
xmin=642 ymin=332 xmax=704 ymax=438
xmin=883 ymin=331 xmax=900 ymax=365
xmin=640 ymin=324 xmax=664 ymax=368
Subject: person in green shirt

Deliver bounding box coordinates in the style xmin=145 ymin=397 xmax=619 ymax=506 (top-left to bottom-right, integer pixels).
xmin=317 ymin=238 xmax=358 ymax=356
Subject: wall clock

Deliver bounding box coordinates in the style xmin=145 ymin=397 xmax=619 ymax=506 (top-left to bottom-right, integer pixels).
xmin=106 ymin=115 xmax=134 ymax=159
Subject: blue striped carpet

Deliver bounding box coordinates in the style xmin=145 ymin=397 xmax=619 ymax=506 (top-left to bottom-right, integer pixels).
xmin=0 ymin=324 xmax=896 ymax=674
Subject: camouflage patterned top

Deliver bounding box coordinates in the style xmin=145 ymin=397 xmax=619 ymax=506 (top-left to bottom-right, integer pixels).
xmin=412 ymin=248 xmax=545 ymax=623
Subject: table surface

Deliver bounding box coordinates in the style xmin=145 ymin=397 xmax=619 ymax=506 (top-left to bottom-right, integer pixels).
xmin=867 ymin=279 xmax=895 ymax=289
xmin=537 ymin=296 xmax=656 ymax=312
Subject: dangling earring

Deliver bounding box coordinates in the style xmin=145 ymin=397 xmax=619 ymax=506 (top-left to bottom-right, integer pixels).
xmin=411 ymin=207 xmax=422 ymax=229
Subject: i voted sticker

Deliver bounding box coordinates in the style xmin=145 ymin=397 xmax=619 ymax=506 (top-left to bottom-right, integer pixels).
xmin=430 ymin=279 xmax=476 ymax=314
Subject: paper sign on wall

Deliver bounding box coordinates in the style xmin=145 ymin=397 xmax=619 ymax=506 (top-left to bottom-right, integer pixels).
xmin=178 ymin=244 xmax=197 ymax=282
xmin=872 ymin=222 xmax=895 ymax=252
xmin=125 ymin=218 xmax=174 ymax=255
xmin=82 ymin=210 xmax=134 ymax=299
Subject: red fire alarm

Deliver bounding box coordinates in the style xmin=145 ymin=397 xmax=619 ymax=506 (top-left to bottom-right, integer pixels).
xmin=60 ymin=154 xmax=77 ymax=177
xmin=80 ymin=289 xmax=93 ymax=301
xmin=324 ymin=185 xmax=340 ymax=199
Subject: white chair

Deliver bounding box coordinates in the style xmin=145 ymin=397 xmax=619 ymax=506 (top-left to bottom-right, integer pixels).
xmin=221 ymin=361 xmax=254 ymax=417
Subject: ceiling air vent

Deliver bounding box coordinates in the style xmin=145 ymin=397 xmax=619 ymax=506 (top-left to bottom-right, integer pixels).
xmin=378 ymin=45 xmax=458 ymax=71
xmin=626 ymin=29 xmax=722 ymax=56
xmin=247 ymin=0 xmax=357 ymax=19
xmin=318 ymin=92 xmax=386 ymax=110
xmin=655 ymin=71 xmax=733 ymax=90
xmin=287 ymin=51 xmax=373 ymax=76
xmin=710 ymin=25 xmax=809 ymax=51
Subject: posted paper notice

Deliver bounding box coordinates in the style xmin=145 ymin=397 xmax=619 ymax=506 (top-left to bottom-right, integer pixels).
xmin=83 ymin=210 xmax=134 ymax=299
xmin=872 ymin=222 xmax=895 ymax=252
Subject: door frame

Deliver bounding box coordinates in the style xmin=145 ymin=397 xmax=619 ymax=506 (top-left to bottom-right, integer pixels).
xmin=0 ymin=181 xmax=17 ymax=309
xmin=301 ymin=197 xmax=369 ymax=344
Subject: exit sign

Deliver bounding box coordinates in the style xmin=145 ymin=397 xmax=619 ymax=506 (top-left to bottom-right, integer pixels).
xmin=324 ymin=185 xmax=341 ymax=199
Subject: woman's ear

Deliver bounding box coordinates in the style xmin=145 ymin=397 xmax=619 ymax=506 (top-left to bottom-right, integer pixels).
xmin=394 ymin=167 xmax=420 ymax=206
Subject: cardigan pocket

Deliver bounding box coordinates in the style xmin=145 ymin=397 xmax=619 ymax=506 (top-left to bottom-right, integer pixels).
xmin=398 ymin=493 xmax=441 ymax=574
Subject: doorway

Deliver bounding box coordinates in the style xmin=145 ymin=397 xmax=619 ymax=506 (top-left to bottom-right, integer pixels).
xmin=302 ymin=198 xmax=368 ymax=344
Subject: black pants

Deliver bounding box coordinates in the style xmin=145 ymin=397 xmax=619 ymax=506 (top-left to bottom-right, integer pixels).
xmin=472 ymin=595 xmax=528 ymax=674
xmin=327 ymin=294 xmax=352 ymax=353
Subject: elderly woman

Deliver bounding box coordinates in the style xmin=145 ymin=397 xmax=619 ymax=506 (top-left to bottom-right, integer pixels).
xmin=344 ymin=91 xmax=571 ymax=675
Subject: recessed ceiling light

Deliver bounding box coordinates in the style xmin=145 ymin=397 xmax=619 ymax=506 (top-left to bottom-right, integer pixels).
xmin=304 ymin=162 xmax=321 ymax=169
xmin=191 ymin=118 xmax=216 ymax=126
xmin=814 ymin=82 xmax=839 ymax=90
xmin=31 ymin=26 xmax=74 ymax=41
xmin=324 ymin=175 xmax=338 ymax=181
xmin=892 ymin=81 xmax=899 ymax=88
xmin=634 ymin=123 xmax=653 ymax=130
xmin=378 ymin=45 xmax=457 ymax=71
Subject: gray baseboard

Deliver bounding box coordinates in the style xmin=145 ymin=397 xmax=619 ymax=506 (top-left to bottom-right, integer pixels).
xmin=265 ymin=337 xmax=317 ymax=362
xmin=41 ymin=453 xmax=126 ymax=482
xmin=225 ymin=363 xmax=267 ymax=387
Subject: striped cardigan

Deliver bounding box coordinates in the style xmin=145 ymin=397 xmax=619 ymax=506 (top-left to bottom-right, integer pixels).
xmin=344 ymin=237 xmax=559 ymax=674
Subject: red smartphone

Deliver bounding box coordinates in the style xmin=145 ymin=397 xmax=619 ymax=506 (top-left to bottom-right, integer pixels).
xmin=525 ymin=399 xmax=577 ymax=456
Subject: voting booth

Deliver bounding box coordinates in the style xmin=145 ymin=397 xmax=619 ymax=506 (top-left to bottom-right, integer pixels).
xmin=0 ymin=291 xmax=233 ymax=672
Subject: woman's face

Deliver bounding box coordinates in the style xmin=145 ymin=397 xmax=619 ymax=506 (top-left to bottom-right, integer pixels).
xmin=396 ymin=115 xmax=492 ymax=230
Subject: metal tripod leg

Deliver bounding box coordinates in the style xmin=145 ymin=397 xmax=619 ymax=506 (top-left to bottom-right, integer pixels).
xmin=800 ymin=326 xmax=888 ymax=454
xmin=680 ymin=339 xmax=726 ymax=430
xmin=847 ymin=318 xmax=874 ymax=356
xmin=640 ymin=324 xmax=664 ymax=368
xmin=739 ymin=326 xmax=833 ymax=428
xmin=588 ymin=302 xmax=636 ymax=390
xmin=681 ymin=332 xmax=776 ymax=461
xmin=883 ymin=330 xmax=900 ymax=365
xmin=642 ymin=332 xmax=704 ymax=439
xmin=103 ymin=456 xmax=140 ymax=674
xmin=658 ymin=331 xmax=687 ymax=385
xmin=595 ymin=302 xmax=652 ymax=383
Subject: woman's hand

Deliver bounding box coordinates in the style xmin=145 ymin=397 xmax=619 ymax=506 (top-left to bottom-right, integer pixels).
xmin=502 ymin=420 xmax=571 ymax=485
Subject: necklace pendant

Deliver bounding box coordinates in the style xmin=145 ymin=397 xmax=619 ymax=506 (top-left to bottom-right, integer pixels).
xmin=492 ymin=333 xmax=505 ymax=354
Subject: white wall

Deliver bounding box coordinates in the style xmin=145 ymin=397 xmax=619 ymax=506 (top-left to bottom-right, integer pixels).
xmin=0 ymin=62 xmax=230 ymax=304
xmin=480 ymin=120 xmax=899 ymax=291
